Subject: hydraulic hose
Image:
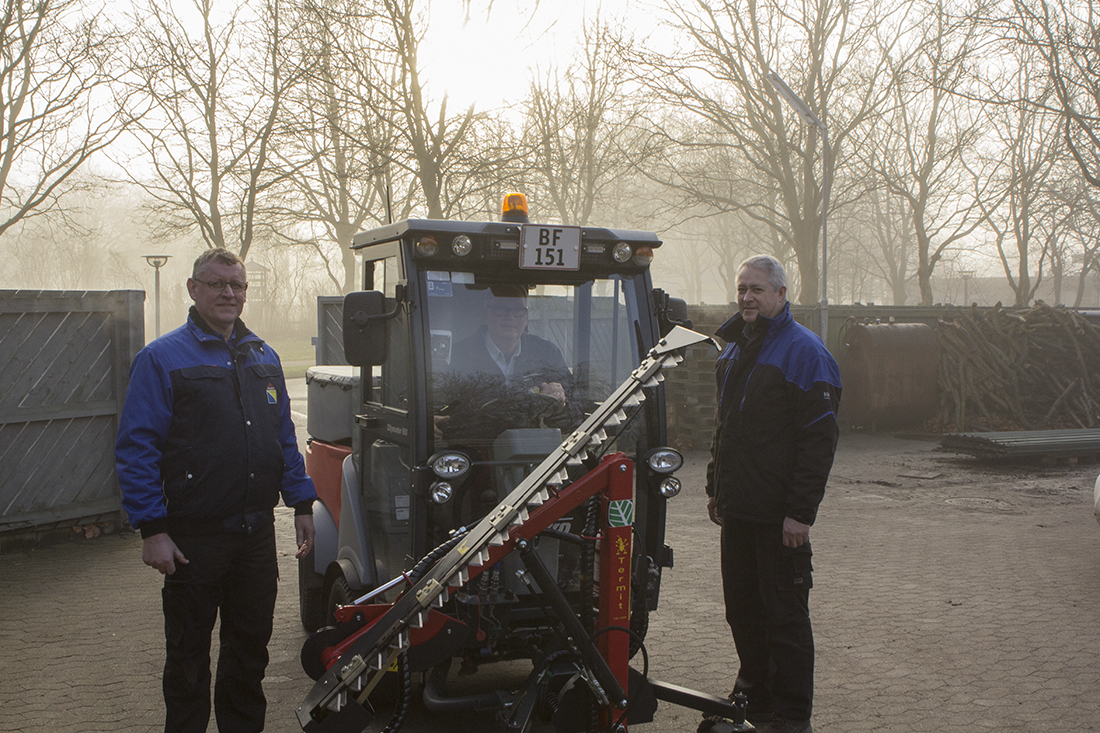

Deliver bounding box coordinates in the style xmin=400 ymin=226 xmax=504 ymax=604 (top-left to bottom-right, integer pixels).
xmin=380 ymin=528 xmax=472 ymax=733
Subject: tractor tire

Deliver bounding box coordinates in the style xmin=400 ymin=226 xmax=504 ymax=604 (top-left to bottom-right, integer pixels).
xmin=325 ymin=573 xmax=354 ymax=628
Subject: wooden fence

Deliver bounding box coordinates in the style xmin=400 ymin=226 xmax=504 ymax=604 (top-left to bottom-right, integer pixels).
xmin=0 ymin=290 xmax=144 ymax=538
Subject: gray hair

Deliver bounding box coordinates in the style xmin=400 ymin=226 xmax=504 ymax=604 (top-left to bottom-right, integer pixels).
xmin=192 ymin=247 xmax=244 ymax=279
xmin=738 ymin=255 xmax=787 ymax=291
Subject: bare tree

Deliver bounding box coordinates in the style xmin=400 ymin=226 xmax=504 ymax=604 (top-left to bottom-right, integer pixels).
xmin=288 ymin=0 xmax=521 ymax=231
xmin=857 ymin=185 xmax=916 ymax=304
xmin=976 ymin=52 xmax=1061 ymax=307
xmin=1007 ymin=0 xmax=1100 ymax=305
xmin=522 ymin=17 xmax=648 ymax=226
xmin=0 ymin=0 xmax=131 ymax=237
xmin=247 ymin=0 xmax=525 ymax=291
xmin=122 ymin=0 xmax=304 ymax=260
xmin=862 ymin=0 xmax=1002 ymax=305
xmin=1069 ymin=207 xmax=1100 ymax=307
xmin=271 ymin=0 xmax=401 ymax=292
xmin=377 ymin=0 xmax=512 ymax=220
xmin=625 ymin=0 xmax=897 ymax=305
xmin=1051 ymin=174 xmax=1100 ymax=307
xmin=1012 ymin=0 xmax=1100 ymax=188
xmin=432 ymin=111 xmax=522 ymax=221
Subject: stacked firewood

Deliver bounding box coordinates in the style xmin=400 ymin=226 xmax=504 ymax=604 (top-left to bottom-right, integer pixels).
xmin=934 ymin=302 xmax=1100 ymax=432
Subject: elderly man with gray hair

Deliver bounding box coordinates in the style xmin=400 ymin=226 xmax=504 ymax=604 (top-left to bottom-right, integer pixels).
xmin=704 ymin=255 xmax=841 ymax=733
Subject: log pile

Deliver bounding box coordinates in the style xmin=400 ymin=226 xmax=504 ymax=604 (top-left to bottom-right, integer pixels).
xmin=934 ymin=302 xmax=1100 ymax=432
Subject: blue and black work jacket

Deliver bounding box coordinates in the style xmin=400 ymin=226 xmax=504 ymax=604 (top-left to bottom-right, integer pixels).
xmin=705 ymin=303 xmax=841 ymax=526
xmin=116 ymin=308 xmax=315 ymax=538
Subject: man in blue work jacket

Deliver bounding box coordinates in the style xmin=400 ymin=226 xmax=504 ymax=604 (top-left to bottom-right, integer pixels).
xmin=116 ymin=248 xmax=316 ymax=733
xmin=705 ymin=255 xmax=841 ymax=733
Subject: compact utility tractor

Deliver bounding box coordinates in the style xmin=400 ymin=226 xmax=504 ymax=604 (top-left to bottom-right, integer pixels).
xmin=296 ymin=196 xmax=750 ymax=732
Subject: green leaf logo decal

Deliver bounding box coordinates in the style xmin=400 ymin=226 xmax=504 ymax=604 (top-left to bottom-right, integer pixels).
xmin=607 ymin=499 xmax=634 ymax=528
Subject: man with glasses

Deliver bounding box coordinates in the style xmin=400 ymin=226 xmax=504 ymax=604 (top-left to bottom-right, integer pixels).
xmin=116 ymin=247 xmax=316 ymax=733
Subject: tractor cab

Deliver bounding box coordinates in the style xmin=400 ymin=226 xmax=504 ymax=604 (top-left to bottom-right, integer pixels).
xmin=298 ymin=195 xmax=701 ymax=730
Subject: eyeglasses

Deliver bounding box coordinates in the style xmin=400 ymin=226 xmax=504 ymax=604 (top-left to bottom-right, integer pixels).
xmin=195 ymin=278 xmax=248 ymax=293
xmin=487 ymin=305 xmax=528 ymax=318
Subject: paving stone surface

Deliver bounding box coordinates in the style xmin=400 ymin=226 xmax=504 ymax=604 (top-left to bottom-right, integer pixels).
xmin=1 ymin=430 xmax=1097 ymax=732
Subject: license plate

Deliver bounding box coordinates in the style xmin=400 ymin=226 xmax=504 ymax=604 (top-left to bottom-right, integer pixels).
xmin=520 ymin=225 xmax=581 ymax=270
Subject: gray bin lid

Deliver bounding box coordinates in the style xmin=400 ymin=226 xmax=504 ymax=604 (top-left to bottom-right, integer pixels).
xmin=305 ymin=365 xmax=360 ymax=389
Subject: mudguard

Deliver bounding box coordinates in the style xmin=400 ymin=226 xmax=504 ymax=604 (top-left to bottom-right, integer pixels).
xmin=312 ymin=500 xmax=338 ymax=577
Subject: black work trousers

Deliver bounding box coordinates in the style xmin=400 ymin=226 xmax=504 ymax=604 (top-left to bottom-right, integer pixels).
xmin=720 ymin=518 xmax=814 ymax=722
xmin=162 ymin=522 xmax=278 ymax=733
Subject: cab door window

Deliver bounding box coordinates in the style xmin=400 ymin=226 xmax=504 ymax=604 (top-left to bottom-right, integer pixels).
xmin=364 ymin=255 xmax=407 ymax=410
xmin=359 ymin=253 xmax=411 ymax=585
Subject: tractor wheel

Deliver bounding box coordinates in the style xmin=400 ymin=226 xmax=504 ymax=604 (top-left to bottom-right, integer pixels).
xmin=325 ymin=574 xmax=354 ymax=627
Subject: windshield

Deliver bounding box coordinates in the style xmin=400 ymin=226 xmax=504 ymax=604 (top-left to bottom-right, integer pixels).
xmin=425 ymin=270 xmax=642 ymax=452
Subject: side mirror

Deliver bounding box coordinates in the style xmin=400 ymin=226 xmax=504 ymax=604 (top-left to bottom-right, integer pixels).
xmin=667 ymin=297 xmax=689 ymax=326
xmin=653 ymin=288 xmax=693 ymax=334
xmin=343 ymin=291 xmax=392 ymax=366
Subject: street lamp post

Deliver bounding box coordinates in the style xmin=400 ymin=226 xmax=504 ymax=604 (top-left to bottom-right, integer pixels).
xmin=959 ymin=270 xmax=975 ymax=306
xmin=143 ymin=255 xmax=171 ymax=338
xmin=765 ymin=70 xmax=830 ymax=345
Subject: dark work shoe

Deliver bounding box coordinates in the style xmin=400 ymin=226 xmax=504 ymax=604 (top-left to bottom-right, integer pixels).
xmin=757 ymin=718 xmax=812 ymax=733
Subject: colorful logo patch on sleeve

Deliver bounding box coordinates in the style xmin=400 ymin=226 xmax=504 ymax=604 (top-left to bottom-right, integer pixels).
xmin=266 ymin=383 xmax=278 ymax=405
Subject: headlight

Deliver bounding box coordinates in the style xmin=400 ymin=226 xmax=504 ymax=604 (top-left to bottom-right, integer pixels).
xmin=430 ymin=481 xmax=454 ymax=504
xmin=646 ymin=447 xmax=683 ymax=474
xmin=632 ymin=246 xmax=654 ymax=267
xmin=429 ymin=451 xmax=471 ymax=478
xmin=416 ymin=236 xmax=439 ymax=257
xmin=611 ymin=241 xmax=633 ymax=263
xmin=658 ymin=477 xmax=682 ymax=498
xmin=452 ymin=235 xmax=473 ymax=257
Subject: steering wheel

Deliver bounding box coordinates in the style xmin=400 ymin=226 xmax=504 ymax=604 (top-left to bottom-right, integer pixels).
xmin=478 ymin=388 xmax=562 ymax=425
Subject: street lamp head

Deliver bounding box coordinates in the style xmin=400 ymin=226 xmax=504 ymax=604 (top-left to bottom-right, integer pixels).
xmin=763 ymin=68 xmax=831 ymax=343
xmin=765 ymin=69 xmax=825 ymax=130
xmin=144 ymin=255 xmax=171 ymax=268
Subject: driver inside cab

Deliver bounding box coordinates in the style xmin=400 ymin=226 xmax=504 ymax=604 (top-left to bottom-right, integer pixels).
xmin=434 ymin=284 xmax=579 ymax=442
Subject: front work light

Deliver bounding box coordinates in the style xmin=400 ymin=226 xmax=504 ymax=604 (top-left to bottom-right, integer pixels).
xmin=430 ymin=482 xmax=454 ymax=504
xmin=429 ymin=451 xmax=471 ymax=479
xmin=416 ymin=236 xmax=439 ymax=258
xmin=452 ymin=235 xmax=473 ymax=257
xmin=658 ymin=477 xmax=682 ymax=498
xmin=612 ymin=241 xmax=633 ymax=263
xmin=646 ymin=447 xmax=683 ymax=474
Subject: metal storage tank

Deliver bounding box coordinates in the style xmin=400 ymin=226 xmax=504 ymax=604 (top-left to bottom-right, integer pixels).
xmin=841 ymin=322 xmax=940 ymax=430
